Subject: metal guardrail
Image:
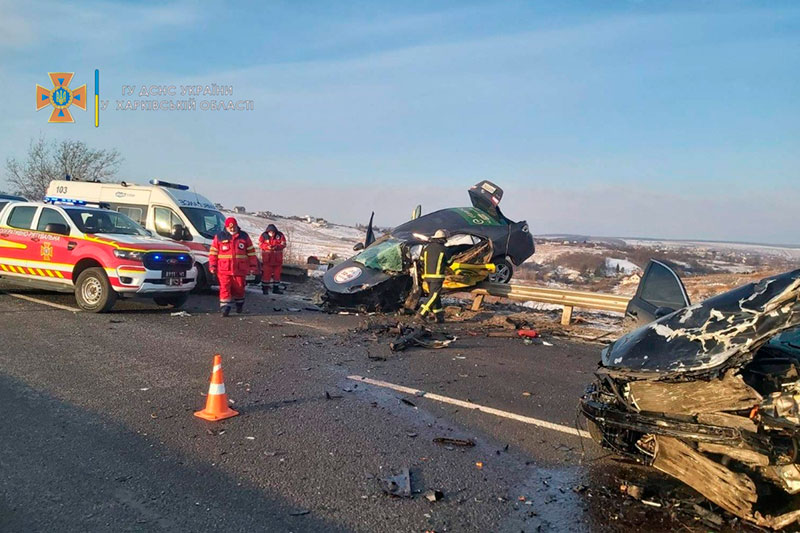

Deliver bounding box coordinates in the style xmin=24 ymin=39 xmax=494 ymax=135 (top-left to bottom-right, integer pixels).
xmin=470 ymin=282 xmax=631 ymax=325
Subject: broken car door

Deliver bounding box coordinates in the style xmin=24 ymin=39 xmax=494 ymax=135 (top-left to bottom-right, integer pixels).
xmin=626 ymin=259 xmax=690 ymax=326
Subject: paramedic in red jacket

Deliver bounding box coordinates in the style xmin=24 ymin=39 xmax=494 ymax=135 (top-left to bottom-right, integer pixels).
xmin=259 ymin=224 xmax=287 ymax=294
xmin=208 ymin=217 xmax=259 ymax=316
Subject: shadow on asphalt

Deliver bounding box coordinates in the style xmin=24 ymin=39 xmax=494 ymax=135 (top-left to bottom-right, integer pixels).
xmin=0 ymin=373 xmax=351 ymax=533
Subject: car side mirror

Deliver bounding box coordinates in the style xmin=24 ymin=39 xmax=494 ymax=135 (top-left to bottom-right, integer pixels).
xmin=654 ymin=306 xmax=676 ymax=318
xmin=353 ymin=242 xmax=364 ymax=251
xmin=182 ymin=227 xmax=192 ymax=241
xmin=44 ymin=223 xmax=70 ymax=236
xmin=170 ymin=224 xmax=187 ymax=241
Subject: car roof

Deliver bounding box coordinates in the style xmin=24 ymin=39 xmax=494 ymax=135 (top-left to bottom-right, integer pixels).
xmin=0 ymin=193 xmax=27 ymax=201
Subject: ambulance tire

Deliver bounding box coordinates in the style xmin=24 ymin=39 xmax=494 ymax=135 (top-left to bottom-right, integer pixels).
xmin=191 ymin=262 xmax=208 ymax=293
xmin=75 ymin=267 xmax=117 ymax=313
xmin=153 ymin=293 xmax=189 ymax=308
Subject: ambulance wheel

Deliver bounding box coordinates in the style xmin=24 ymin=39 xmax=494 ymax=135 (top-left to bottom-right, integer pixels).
xmin=75 ymin=267 xmax=117 ymax=313
xmin=191 ymin=262 xmax=208 ymax=293
xmin=154 ymin=293 xmax=189 ymax=308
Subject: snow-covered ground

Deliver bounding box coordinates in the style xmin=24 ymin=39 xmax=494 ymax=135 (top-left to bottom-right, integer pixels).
xmin=222 ymin=211 xmax=365 ymax=262
xmin=605 ymin=257 xmax=640 ymax=275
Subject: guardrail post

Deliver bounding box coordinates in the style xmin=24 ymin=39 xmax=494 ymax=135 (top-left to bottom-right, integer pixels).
xmin=471 ymin=293 xmax=485 ymax=311
xmin=560 ymin=305 xmax=574 ymax=326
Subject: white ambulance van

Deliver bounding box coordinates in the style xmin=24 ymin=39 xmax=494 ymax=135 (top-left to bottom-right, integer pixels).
xmin=46 ymin=179 xmax=225 ymax=289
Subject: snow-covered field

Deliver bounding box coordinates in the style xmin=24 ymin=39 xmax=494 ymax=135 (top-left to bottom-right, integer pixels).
xmin=222 ymin=211 xmax=365 ymax=262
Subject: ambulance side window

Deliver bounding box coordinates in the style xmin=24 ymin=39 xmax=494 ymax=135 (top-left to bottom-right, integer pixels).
xmin=117 ymin=206 xmax=144 ymax=225
xmin=37 ymin=208 xmax=70 ymax=233
xmin=154 ymin=207 xmax=183 ymax=238
xmin=7 ymin=206 xmax=36 ymax=229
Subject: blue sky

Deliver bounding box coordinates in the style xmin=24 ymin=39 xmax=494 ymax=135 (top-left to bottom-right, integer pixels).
xmin=1 ymin=0 xmax=798 ymax=244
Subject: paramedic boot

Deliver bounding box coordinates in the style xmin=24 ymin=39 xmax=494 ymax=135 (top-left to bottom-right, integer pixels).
xmin=272 ymin=283 xmax=283 ymax=295
xmin=261 ymin=283 xmax=270 ymax=295
xmin=236 ymin=302 xmax=244 ymax=314
xmin=221 ymin=305 xmax=231 ymax=317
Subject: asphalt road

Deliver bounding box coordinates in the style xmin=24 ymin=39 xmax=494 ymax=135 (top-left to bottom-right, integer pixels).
xmin=0 ymin=282 xmax=754 ymax=532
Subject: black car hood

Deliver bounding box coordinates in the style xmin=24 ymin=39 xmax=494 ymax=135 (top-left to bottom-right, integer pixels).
xmin=602 ymin=269 xmax=800 ymax=374
xmin=323 ymin=259 xmax=396 ymax=294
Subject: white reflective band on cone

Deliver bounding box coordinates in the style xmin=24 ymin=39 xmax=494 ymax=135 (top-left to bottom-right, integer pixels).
xmin=212 ymin=364 xmax=222 ymax=372
xmin=208 ymin=383 xmax=226 ymax=395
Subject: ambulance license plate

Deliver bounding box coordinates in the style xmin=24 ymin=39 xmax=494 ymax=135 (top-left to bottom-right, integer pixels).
xmin=162 ymin=271 xmax=186 ymax=278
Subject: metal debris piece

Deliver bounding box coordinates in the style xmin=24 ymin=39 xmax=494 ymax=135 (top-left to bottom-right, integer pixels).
xmin=389 ymin=326 xmax=457 ymax=352
xmin=382 ymin=468 xmax=412 ymax=498
xmin=170 ymin=311 xmax=191 ymax=317
xmin=425 ymin=490 xmax=444 ymax=502
xmin=620 ymin=483 xmax=643 ymax=500
xmin=433 ymin=437 xmax=475 ymax=447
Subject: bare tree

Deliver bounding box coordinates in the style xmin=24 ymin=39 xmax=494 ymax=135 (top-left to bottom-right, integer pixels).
xmin=5 ymin=137 xmax=123 ymax=200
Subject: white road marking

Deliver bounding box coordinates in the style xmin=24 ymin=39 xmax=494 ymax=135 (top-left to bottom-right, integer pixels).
xmin=348 ymin=375 xmax=591 ymax=439
xmin=4 ymin=292 xmax=80 ymax=312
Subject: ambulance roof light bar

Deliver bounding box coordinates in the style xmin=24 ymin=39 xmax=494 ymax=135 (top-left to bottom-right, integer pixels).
xmin=44 ymin=197 xmax=111 ymax=209
xmin=149 ymin=179 xmax=190 ymax=191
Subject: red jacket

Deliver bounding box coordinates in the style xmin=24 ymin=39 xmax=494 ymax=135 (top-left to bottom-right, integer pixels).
xmin=258 ymin=231 xmax=286 ymax=253
xmin=209 ymin=230 xmax=258 ymax=276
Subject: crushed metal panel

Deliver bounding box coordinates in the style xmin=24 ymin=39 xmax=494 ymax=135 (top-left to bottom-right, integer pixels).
xmin=696 ymin=442 xmax=770 ymax=467
xmin=627 ymin=370 xmax=762 ymax=414
xmin=652 ymin=436 xmax=757 ymax=520
xmin=695 ymin=412 xmax=758 ymax=433
xmin=603 ymin=269 xmax=800 ymax=373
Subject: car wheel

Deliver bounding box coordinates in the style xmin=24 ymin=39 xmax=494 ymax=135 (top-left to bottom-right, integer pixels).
xmin=490 ymin=258 xmax=514 ymax=284
xmin=191 ymin=262 xmax=207 ymax=293
xmin=75 ymin=267 xmax=117 ymax=312
xmin=154 ymin=293 xmax=189 ymax=308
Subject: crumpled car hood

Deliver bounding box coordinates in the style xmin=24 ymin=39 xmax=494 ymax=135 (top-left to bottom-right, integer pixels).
xmin=603 ymin=269 xmax=800 ymax=373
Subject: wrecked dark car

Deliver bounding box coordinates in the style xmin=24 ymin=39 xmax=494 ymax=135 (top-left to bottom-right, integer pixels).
xmin=581 ymin=261 xmax=800 ymax=529
xmin=322 ymin=181 xmax=534 ymax=310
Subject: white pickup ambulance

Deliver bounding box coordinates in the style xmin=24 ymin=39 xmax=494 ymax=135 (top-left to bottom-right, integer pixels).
xmin=46 ymin=179 xmax=225 ymax=289
xmin=0 ymin=199 xmax=197 ymax=312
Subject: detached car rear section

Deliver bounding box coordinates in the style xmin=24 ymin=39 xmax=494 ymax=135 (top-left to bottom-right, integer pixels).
xmin=0 ymin=201 xmax=196 ymax=312
xmin=581 ymin=263 xmax=800 ymax=529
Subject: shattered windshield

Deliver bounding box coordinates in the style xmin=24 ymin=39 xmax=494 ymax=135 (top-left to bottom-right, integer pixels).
xmin=353 ymin=238 xmax=405 ymax=272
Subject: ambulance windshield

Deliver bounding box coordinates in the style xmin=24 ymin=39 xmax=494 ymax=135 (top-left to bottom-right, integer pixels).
xmin=66 ymin=208 xmax=150 ymax=236
xmin=180 ymin=208 xmax=226 ymax=239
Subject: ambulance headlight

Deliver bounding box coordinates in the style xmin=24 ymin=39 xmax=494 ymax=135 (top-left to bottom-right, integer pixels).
xmin=114 ymin=249 xmax=145 ymax=261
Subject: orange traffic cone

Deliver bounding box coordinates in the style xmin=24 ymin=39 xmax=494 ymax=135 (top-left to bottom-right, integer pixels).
xmin=194 ymin=354 xmax=239 ymax=421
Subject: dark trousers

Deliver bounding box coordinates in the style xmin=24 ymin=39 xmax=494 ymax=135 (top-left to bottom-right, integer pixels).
xmin=419 ymin=278 xmax=444 ymax=317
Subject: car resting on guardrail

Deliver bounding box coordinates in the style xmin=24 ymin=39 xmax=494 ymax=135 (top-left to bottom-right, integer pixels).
xmin=321 ymin=180 xmax=534 ymax=311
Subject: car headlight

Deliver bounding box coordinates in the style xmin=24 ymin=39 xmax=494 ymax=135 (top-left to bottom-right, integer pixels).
xmin=114 ymin=249 xmax=145 ymax=261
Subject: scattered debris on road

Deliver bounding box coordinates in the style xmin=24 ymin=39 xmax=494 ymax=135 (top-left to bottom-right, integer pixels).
xmin=425 ymin=489 xmax=444 ymax=502
xmin=433 ymin=437 xmax=476 ymax=447
xmin=389 ymin=326 xmax=457 ymax=352
xmin=382 ymin=468 xmax=412 ymax=498
xmin=170 ymin=311 xmax=192 ymax=317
